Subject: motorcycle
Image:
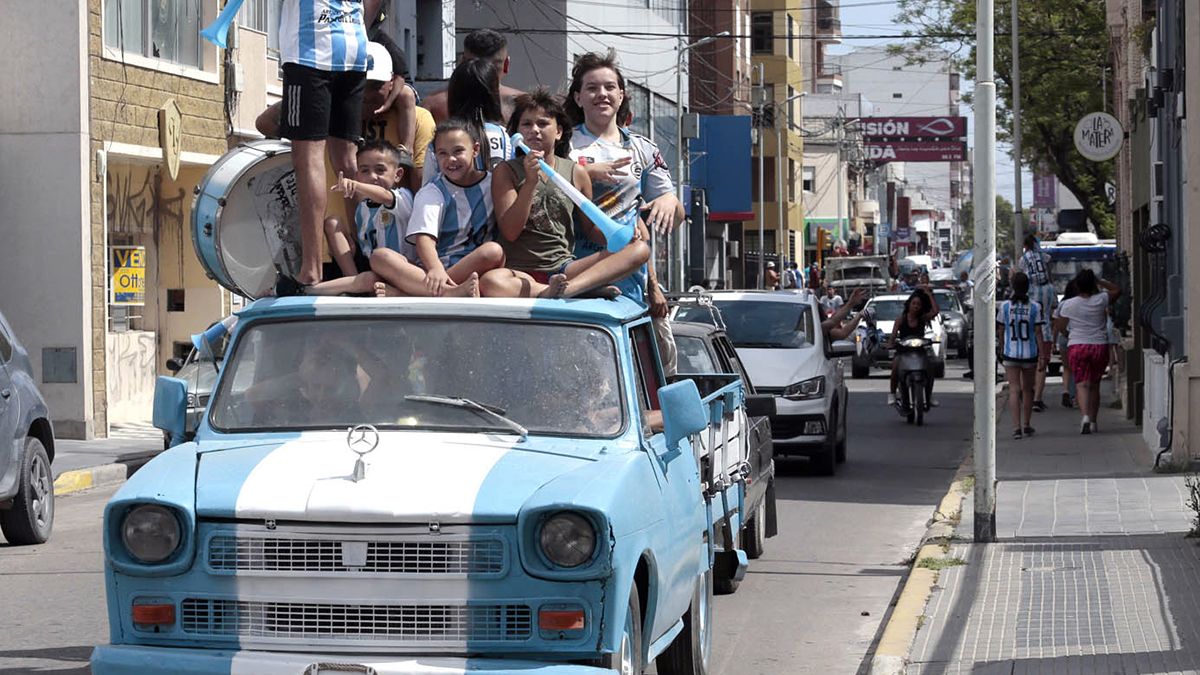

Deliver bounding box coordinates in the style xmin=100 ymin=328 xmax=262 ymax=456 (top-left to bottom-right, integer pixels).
xmin=894 ymin=337 xmax=935 ymax=425
xmin=851 ymin=308 xmax=881 ymax=379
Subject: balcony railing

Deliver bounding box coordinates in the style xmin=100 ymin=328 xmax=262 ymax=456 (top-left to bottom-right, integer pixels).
xmin=817 ymin=63 xmax=843 ymax=78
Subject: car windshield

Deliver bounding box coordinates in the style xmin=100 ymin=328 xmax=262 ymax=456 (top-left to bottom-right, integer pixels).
xmin=673 ymin=305 xmax=721 ymax=327
xmin=711 ymin=300 xmax=813 ymax=349
xmin=933 ymin=291 xmax=961 ymax=312
xmin=676 ymin=336 xmax=718 ymax=374
xmin=832 ymin=266 xmax=885 ymax=281
xmin=869 ymin=299 xmax=907 ymax=322
xmin=209 ymin=318 xmax=624 ymax=437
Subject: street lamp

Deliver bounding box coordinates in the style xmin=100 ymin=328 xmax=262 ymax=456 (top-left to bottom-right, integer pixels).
xmin=674 ymin=30 xmax=729 ymax=291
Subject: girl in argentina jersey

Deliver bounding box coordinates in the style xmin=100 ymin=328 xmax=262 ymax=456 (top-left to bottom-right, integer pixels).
xmin=998 ymin=272 xmax=1044 ymax=439
xmin=564 ymin=51 xmax=683 ymax=308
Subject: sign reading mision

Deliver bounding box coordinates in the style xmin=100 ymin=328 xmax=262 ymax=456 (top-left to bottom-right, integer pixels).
xmin=859 ymin=116 xmax=969 ymax=164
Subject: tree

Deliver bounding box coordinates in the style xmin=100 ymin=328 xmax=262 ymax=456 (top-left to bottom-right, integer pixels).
xmin=894 ymin=0 xmax=1116 ymax=237
xmin=959 ymin=195 xmax=1018 ymax=255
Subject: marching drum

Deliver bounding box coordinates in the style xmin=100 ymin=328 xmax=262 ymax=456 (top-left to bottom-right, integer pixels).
xmin=191 ymin=140 xmax=302 ymax=299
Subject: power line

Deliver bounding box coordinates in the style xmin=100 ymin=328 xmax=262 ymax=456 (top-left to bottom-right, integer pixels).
xmin=458 ymin=26 xmax=1090 ymax=41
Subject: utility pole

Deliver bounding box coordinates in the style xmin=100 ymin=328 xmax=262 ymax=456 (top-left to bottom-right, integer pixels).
xmin=1011 ymin=0 xmax=1024 ymax=259
xmin=974 ymin=0 xmax=998 ymax=543
xmin=774 ymin=92 xmax=806 ymax=279
xmin=836 ymin=106 xmax=845 ymax=249
xmin=754 ymin=64 xmax=766 ymax=289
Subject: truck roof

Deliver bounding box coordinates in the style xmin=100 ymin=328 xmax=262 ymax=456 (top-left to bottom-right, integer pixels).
xmin=234 ymin=295 xmax=650 ymax=325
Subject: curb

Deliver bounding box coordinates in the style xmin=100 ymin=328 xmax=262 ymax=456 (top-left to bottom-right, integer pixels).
xmin=53 ymin=454 xmax=157 ymax=497
xmin=869 ymin=453 xmax=975 ymax=675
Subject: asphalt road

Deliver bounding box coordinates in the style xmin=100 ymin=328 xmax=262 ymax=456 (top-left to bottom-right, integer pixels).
xmin=0 ymin=361 xmax=973 ymax=674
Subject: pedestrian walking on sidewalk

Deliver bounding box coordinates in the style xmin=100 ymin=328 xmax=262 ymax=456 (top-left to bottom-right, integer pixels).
xmin=1053 ymin=269 xmax=1121 ymax=434
xmin=1019 ymin=235 xmax=1056 ymax=412
xmin=998 ymin=272 xmax=1042 ymax=439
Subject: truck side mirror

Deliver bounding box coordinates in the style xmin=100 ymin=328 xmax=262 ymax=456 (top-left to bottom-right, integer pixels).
xmin=153 ymin=376 xmax=189 ymax=448
xmin=165 ymin=357 xmax=184 ymax=373
xmin=658 ymin=380 xmax=708 ymax=450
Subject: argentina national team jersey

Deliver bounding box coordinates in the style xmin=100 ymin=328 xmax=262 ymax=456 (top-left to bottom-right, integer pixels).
xmin=998 ymin=300 xmax=1043 ymax=361
xmin=405 ymin=174 xmax=495 ymax=267
xmin=354 ymin=188 xmax=414 ymax=258
xmin=1019 ymin=249 xmax=1051 ymax=287
xmin=279 ymin=0 xmax=368 ymax=72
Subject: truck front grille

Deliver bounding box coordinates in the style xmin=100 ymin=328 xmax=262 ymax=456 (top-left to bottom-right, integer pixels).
xmin=207 ymin=534 xmax=506 ymax=576
xmin=180 ymin=599 xmax=533 ymax=645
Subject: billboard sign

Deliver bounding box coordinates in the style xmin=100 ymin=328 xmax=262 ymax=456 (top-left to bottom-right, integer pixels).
xmin=860 ymin=116 xmax=968 ymax=139
xmin=1032 ymin=172 xmax=1058 ymax=208
xmin=110 ymin=246 xmax=146 ymax=306
xmin=1074 ymin=112 xmax=1123 ymax=162
xmin=864 ymin=141 xmax=967 ymax=163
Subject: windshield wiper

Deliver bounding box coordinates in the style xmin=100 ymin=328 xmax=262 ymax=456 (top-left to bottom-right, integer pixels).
xmin=405 ymin=394 xmax=528 ymax=441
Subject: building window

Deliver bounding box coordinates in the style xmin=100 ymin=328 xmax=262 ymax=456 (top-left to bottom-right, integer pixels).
xmin=167 ymin=289 xmax=186 ymax=312
xmin=240 ymin=0 xmax=282 ymax=57
xmin=789 ymin=159 xmax=797 ymax=202
xmin=751 ymin=13 xmax=773 ymax=54
xmin=787 ymin=15 xmax=796 ymax=60
xmin=802 ymin=166 xmax=816 ymax=193
xmin=892 ymin=93 xmax=903 ymax=99
xmin=651 ymin=94 xmax=679 ymax=182
xmin=104 ymin=0 xmax=203 ymax=68
xmin=627 ymin=82 xmax=651 ymax=138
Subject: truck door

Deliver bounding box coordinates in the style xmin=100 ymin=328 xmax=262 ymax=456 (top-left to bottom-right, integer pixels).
xmin=630 ymin=320 xmax=703 ymax=640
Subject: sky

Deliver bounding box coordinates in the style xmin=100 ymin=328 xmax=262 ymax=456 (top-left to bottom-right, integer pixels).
xmin=830 ymin=0 xmax=1033 ymax=208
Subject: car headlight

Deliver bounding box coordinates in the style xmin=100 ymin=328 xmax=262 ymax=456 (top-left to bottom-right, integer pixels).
xmin=900 ymin=338 xmax=927 ymax=348
xmin=539 ymin=512 xmax=596 ymax=568
xmin=782 ymin=376 xmax=825 ymax=400
xmin=186 ymin=392 xmax=198 ymax=408
xmin=945 ymin=318 xmax=962 ymax=329
xmin=121 ymin=505 xmax=182 ymax=564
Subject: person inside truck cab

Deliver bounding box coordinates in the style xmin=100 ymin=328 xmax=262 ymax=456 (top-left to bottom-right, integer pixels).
xmin=242 ymin=339 xmax=365 ymax=427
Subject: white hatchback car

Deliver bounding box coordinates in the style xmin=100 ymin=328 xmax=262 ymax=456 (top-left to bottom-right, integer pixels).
xmin=675 ymin=290 xmax=853 ymax=475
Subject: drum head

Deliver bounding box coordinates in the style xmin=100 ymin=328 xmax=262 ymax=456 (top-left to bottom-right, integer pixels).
xmin=204 ymin=142 xmax=302 ymax=299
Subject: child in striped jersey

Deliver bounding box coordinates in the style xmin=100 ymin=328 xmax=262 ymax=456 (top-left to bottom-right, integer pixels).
xmin=998 ymin=272 xmax=1044 ymax=439
xmin=306 ymin=141 xmax=415 ymax=296
xmin=372 ymin=119 xmax=505 ymax=297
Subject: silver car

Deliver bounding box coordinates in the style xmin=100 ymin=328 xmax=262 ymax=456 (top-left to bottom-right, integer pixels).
xmin=0 ymin=311 xmax=55 ymax=544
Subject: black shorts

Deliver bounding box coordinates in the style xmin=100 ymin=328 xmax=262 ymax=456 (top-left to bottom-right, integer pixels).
xmin=280 ymin=63 xmax=366 ymax=142
xmin=322 ymin=249 xmax=371 ymax=281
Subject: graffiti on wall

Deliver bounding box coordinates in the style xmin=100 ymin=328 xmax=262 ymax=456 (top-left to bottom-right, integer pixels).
xmin=106 ymin=166 xmax=186 ymax=236
xmin=106 ymin=330 xmax=157 ymax=425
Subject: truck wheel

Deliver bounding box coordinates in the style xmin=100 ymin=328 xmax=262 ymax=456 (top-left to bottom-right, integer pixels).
xmin=744 ymin=499 xmax=767 ymax=559
xmin=0 ymin=437 xmax=54 ymax=545
xmin=656 ymin=568 xmax=713 ymax=675
xmin=604 ymin=584 xmax=644 ymax=674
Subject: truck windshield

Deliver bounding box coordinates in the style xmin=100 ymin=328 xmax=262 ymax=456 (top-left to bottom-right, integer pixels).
xmin=208 ymin=318 xmax=624 ymax=437
xmin=833 ymin=267 xmax=885 ymax=281
xmin=712 ymin=301 xmax=813 ymax=349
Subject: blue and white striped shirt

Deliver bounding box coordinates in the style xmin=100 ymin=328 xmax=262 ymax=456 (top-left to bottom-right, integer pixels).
xmin=279 ymin=0 xmax=368 ymax=72
xmin=355 ymin=188 xmax=414 ymax=258
xmin=997 ymin=300 xmax=1044 ymax=361
xmin=404 ymin=174 xmax=495 ymax=267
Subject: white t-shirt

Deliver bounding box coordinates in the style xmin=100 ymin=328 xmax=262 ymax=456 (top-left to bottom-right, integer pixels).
xmin=1056 ymin=293 xmax=1111 ymax=346
xmin=404 ymin=173 xmax=495 ymax=268
xmin=819 ymin=294 xmax=845 ymax=313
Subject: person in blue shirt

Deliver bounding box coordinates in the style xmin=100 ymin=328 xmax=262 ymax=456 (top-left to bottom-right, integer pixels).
xmin=998 ymin=271 xmax=1044 ymax=439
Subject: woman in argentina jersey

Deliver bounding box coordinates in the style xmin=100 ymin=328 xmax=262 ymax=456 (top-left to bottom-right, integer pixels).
xmin=998 ymin=271 xmax=1044 ymax=440
xmin=564 ymin=51 xmax=684 ymax=308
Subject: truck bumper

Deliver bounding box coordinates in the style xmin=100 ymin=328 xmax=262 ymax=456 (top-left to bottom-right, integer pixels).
xmin=91 ymin=645 xmax=614 ymax=675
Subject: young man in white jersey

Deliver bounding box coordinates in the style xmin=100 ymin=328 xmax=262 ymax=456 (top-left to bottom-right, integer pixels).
xmin=277 ymin=0 xmax=372 ymax=293
xmin=1019 ymin=234 xmax=1056 ymax=411
xmin=998 ymin=271 xmax=1044 ymax=439
xmin=374 ymin=119 xmax=504 ymax=297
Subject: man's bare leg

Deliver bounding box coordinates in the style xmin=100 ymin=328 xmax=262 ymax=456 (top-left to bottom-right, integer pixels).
xmin=324 ymin=217 xmax=359 ymax=277
xmin=292 ymin=139 xmax=328 ymax=285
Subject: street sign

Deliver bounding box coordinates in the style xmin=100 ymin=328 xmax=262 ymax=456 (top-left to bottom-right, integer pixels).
xmin=864 ymin=141 xmax=967 ymax=163
xmin=1074 ymin=112 xmax=1123 ymax=162
xmin=895 ymin=226 xmax=912 ymax=242
xmin=110 ymin=246 xmax=146 ymax=306
xmin=860 ymin=116 xmax=968 ymax=139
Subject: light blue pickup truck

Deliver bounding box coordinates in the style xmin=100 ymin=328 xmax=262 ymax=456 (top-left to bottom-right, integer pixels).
xmin=91 ymin=295 xmax=774 ymax=675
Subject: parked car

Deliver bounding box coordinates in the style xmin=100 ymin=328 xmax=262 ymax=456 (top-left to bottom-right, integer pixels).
xmin=676 ymin=291 xmax=853 ymax=476
xmin=93 ymin=295 xmax=770 ymax=675
xmin=862 ymin=294 xmax=947 ymax=378
xmin=163 ymin=346 xmax=224 ymax=450
xmin=0 ymin=310 xmax=55 ymax=545
xmin=672 ymin=320 xmax=778 ymax=593
xmin=933 ymin=289 xmax=972 ymax=360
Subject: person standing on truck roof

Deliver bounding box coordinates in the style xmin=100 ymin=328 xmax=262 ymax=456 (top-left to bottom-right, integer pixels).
xmin=275 ymin=0 xmax=371 ymax=293
xmin=1019 ymin=234 xmax=1057 ymax=413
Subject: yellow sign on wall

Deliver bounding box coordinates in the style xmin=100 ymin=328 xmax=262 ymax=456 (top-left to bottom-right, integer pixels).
xmin=110 ymin=246 xmax=146 ymax=306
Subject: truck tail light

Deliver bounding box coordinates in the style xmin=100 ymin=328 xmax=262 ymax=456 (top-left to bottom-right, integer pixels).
xmin=132 ymin=602 xmax=175 ymax=626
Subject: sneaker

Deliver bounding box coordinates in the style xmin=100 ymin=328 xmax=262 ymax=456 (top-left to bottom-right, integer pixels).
xmin=1012 ymin=428 xmax=1023 ymax=440
xmin=1023 ymin=426 xmax=1036 ymax=436
xmin=1031 ymin=400 xmax=1047 ymax=412
xmin=1061 ymin=392 xmax=1072 ymax=408
xmin=1081 ymin=417 xmax=1092 ymax=434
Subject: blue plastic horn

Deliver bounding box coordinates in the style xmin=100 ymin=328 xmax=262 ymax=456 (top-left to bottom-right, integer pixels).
xmin=511 ymin=133 xmax=634 ymax=253
xmin=200 ymin=0 xmax=247 ymax=49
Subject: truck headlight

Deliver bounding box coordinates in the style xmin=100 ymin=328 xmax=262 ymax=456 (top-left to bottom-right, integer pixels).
xmin=121 ymin=505 xmax=182 ymax=564
xmin=782 ymin=376 xmax=825 ymax=400
xmin=539 ymin=512 xmax=596 ymax=568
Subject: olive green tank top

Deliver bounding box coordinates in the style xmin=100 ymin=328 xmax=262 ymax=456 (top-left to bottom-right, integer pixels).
xmin=500 ymin=155 xmax=577 ymax=273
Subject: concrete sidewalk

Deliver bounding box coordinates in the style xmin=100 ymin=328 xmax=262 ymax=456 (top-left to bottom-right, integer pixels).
xmin=908 ymin=383 xmax=1200 ymax=674
xmin=51 ymin=422 xmax=163 ymax=496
